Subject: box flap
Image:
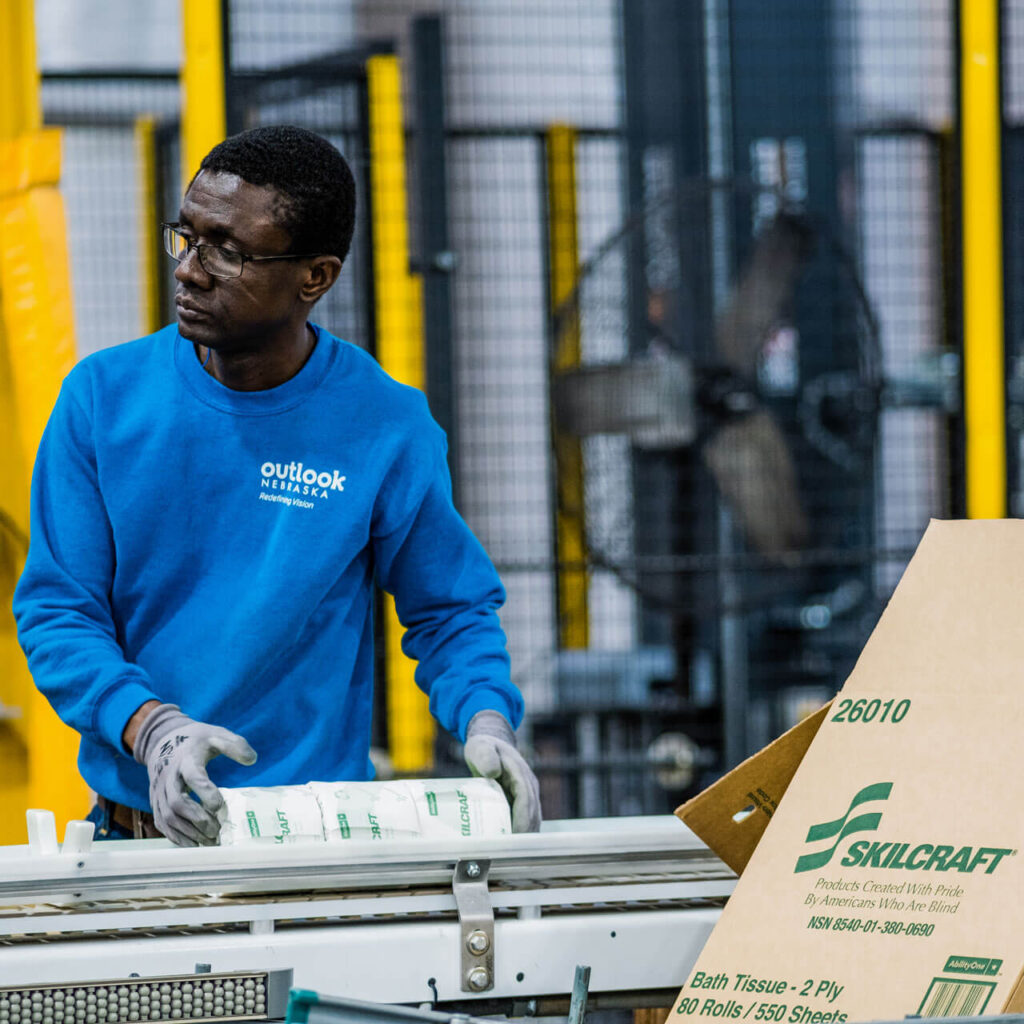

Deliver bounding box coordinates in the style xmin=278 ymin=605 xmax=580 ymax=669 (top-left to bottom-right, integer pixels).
xmin=675 ymin=702 xmax=830 ymax=873
xmin=1002 ymin=964 xmax=1024 ymax=1013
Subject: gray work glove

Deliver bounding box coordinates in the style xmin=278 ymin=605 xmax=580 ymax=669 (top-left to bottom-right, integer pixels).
xmin=463 ymin=710 xmax=542 ymax=833
xmin=133 ymin=703 xmax=257 ymax=847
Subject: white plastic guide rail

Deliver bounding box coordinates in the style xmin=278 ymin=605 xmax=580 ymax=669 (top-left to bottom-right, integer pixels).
xmin=0 ymin=813 xmax=735 ymax=1006
xmin=0 ymin=814 xmax=730 ymax=906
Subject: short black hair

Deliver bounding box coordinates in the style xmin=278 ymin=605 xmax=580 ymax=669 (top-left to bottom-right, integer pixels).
xmin=199 ymin=125 xmax=356 ymax=265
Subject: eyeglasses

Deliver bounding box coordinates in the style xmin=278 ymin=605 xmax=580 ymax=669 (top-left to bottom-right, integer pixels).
xmin=162 ymin=223 xmax=322 ymax=280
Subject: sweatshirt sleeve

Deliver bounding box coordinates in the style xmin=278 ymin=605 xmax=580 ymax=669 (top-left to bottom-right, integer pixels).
xmin=371 ymin=414 xmax=524 ymax=741
xmin=13 ymin=372 xmax=160 ymax=753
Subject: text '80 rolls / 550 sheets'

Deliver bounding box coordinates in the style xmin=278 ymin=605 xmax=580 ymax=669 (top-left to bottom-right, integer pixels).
xmin=216 ymin=777 xmax=512 ymax=845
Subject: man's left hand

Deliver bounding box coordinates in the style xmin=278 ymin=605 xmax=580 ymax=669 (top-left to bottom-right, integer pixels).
xmin=463 ymin=710 xmax=542 ymax=832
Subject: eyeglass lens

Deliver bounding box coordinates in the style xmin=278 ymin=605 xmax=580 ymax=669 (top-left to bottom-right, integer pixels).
xmin=163 ymin=226 xmax=243 ymax=279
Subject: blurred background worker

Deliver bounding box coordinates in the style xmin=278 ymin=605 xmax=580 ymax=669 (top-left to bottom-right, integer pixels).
xmin=12 ymin=125 xmax=541 ymax=845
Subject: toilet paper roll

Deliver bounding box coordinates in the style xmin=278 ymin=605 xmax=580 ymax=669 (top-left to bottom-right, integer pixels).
xmin=217 ymin=784 xmax=326 ymax=845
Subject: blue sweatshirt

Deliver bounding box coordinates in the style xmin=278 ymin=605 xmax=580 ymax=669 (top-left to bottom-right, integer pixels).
xmin=13 ymin=324 xmax=522 ymax=810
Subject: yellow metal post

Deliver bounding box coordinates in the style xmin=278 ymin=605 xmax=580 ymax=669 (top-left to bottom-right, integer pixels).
xmin=0 ymin=0 xmax=87 ymax=840
xmin=367 ymin=55 xmax=434 ymax=774
xmin=0 ymin=0 xmax=39 ymax=139
xmin=136 ymin=116 xmax=163 ymax=335
xmin=546 ymin=124 xmax=589 ymax=648
xmin=181 ymin=0 xmax=227 ymax=185
xmin=961 ymin=0 xmax=1007 ymax=518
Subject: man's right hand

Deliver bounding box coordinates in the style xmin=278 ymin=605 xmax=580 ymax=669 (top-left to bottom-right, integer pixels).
xmin=131 ymin=703 xmax=257 ymax=846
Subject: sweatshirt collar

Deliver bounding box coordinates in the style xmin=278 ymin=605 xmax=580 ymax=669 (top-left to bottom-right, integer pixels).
xmin=173 ymin=323 xmax=334 ymax=415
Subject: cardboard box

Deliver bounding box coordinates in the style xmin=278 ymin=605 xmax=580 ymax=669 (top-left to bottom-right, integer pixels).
xmin=673 ymin=520 xmax=1024 ymax=1022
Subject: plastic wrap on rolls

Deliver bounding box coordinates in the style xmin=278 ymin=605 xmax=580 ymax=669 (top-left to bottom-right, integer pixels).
xmin=311 ymin=778 xmax=511 ymax=842
xmin=307 ymin=780 xmax=422 ymax=842
xmin=217 ymin=778 xmax=511 ymax=845
xmin=217 ymin=785 xmax=326 ymax=845
xmin=408 ymin=779 xmax=511 ymax=839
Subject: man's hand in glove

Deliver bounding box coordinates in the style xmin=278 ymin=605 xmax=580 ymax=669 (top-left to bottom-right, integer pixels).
xmin=131 ymin=703 xmax=257 ymax=846
xmin=463 ymin=710 xmax=542 ymax=832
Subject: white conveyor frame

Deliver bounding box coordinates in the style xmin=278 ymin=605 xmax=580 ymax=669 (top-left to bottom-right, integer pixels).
xmin=0 ymin=814 xmax=734 ymax=1009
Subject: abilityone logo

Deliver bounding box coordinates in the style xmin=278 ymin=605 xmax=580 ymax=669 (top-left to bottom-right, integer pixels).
xmin=794 ymin=782 xmax=1013 ymax=876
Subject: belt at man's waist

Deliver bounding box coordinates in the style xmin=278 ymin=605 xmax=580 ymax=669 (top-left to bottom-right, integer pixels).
xmin=96 ymin=794 xmax=163 ymax=839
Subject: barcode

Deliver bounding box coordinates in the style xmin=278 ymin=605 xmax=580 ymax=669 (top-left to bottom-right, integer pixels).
xmin=918 ymin=979 xmax=996 ymax=1017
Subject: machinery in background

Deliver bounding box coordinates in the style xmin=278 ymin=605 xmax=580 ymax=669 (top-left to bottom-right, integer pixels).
xmin=526 ymin=0 xmax=961 ymax=819
xmin=532 ymin=186 xmax=956 ymax=820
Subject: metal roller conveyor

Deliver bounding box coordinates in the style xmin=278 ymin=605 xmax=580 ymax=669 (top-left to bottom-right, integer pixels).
xmin=0 ymin=812 xmax=734 ymax=1013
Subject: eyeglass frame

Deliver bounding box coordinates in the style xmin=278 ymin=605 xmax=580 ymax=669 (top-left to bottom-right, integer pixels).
xmin=161 ymin=222 xmax=325 ymax=280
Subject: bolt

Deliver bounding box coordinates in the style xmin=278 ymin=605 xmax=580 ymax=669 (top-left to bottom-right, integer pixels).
xmin=466 ymin=930 xmax=490 ymax=955
xmin=466 ymin=968 xmax=490 ymax=992
xmin=431 ymin=250 xmax=458 ymax=273
xmin=465 ymin=862 xmax=481 ymax=879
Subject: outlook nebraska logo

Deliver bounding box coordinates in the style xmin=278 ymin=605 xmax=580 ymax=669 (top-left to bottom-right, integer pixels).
xmin=794 ymin=782 xmax=893 ymax=873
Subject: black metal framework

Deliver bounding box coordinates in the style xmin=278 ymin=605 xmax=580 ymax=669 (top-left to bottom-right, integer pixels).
xmin=222 ymin=50 xmax=377 ymax=355
xmin=412 ymin=15 xmax=459 ymax=497
xmin=1000 ymin=1 xmax=1024 ymax=519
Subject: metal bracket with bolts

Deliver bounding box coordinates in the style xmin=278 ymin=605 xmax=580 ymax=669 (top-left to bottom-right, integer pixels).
xmin=453 ymin=859 xmax=494 ymax=994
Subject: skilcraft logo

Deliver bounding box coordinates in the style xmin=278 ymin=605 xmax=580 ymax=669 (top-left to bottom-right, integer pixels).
xmin=794 ymin=782 xmax=892 ymax=873
xmin=794 ymin=782 xmax=1015 ymax=876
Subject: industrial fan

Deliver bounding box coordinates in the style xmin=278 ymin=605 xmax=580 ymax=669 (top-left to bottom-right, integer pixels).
xmin=532 ymin=182 xmax=892 ymax=814
xmin=549 ymin=183 xmax=885 ymax=595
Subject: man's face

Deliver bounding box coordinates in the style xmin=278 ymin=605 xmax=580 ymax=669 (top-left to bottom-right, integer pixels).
xmin=173 ymin=170 xmax=308 ymax=351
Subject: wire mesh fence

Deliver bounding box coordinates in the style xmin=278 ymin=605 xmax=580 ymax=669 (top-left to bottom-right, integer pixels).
xmin=41 ymin=75 xmax=181 ymax=354
xmin=1003 ymin=0 xmax=1024 ymax=518
xmin=231 ymin=74 xmax=373 ymax=350
xmin=34 ymin=0 xmax=967 ymax=819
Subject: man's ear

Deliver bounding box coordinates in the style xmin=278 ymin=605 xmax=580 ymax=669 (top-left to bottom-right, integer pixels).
xmin=299 ymin=255 xmax=343 ymax=303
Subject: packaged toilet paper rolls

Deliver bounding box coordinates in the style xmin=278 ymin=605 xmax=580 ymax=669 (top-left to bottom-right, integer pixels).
xmin=307 ymin=780 xmax=422 ymax=842
xmin=407 ymin=779 xmax=511 ymax=839
xmin=217 ymin=778 xmax=511 ymax=845
xmin=217 ymin=785 xmax=326 ymax=846
xmin=310 ymin=778 xmax=512 ymax=842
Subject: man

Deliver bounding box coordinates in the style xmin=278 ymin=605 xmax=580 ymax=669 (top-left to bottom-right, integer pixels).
xmin=14 ymin=125 xmax=540 ymax=846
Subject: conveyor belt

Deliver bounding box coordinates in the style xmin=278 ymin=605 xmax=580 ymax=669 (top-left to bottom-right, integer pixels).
xmin=0 ymin=815 xmax=733 ymax=1008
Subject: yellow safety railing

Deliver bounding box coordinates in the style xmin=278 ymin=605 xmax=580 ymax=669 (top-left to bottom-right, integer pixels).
xmin=961 ymin=0 xmax=1006 ymax=518
xmin=0 ymin=0 xmax=88 ymax=840
xmin=181 ymin=0 xmax=227 ymax=184
xmin=367 ymin=55 xmax=434 ymax=774
xmin=546 ymin=124 xmax=589 ymax=649
xmin=136 ymin=116 xmax=163 ymax=336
